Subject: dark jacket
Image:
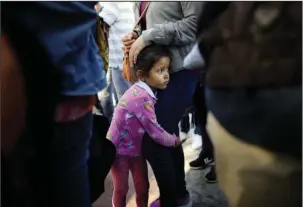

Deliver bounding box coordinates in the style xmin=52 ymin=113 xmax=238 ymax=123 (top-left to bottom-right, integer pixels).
xmin=2 ymin=2 xmax=107 ymax=96
xmin=197 ymin=2 xmax=302 ymax=159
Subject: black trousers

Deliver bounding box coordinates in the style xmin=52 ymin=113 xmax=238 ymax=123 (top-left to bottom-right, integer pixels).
xmin=142 ymin=135 xmax=188 ymax=207
xmin=142 ymin=70 xmax=197 ymax=207
xmin=200 ymin=123 xmax=214 ymax=159
xmin=192 ymin=76 xmax=214 ymax=159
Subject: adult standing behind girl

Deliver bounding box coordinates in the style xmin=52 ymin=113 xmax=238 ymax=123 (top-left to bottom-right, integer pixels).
xmin=122 ymin=2 xmax=203 ymax=207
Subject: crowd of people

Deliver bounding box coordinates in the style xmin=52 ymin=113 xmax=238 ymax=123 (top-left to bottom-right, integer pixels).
xmin=1 ymin=1 xmax=302 ymax=207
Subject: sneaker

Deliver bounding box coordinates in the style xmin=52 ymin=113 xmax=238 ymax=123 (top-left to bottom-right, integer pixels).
xmin=205 ymin=165 xmax=217 ymax=183
xmin=189 ymin=155 xmax=213 ymax=170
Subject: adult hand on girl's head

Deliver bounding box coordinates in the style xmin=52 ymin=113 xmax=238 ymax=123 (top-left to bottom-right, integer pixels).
xmin=122 ymin=32 xmax=138 ymax=51
xmin=129 ymin=35 xmax=148 ymax=67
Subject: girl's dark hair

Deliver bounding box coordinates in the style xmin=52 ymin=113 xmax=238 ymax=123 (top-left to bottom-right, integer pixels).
xmin=133 ymin=44 xmax=172 ymax=76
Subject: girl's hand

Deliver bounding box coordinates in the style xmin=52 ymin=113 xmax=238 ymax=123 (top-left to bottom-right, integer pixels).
xmin=174 ymin=137 xmax=182 ymax=147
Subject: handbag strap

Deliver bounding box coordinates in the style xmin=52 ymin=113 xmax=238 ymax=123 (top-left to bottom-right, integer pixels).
xmin=133 ymin=2 xmax=150 ymax=30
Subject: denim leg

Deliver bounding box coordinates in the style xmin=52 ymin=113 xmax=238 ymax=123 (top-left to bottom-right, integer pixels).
xmin=111 ymin=67 xmax=131 ymax=100
xmin=99 ymin=67 xmax=118 ymax=121
xmin=49 ymin=112 xmax=93 ymax=207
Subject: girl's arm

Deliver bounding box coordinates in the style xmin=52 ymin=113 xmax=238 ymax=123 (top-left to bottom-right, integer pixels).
xmin=133 ymin=97 xmax=180 ymax=147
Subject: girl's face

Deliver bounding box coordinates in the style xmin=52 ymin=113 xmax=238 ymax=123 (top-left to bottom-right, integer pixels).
xmin=145 ymin=56 xmax=170 ymax=90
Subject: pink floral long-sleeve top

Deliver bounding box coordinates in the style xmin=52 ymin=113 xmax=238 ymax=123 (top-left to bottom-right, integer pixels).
xmin=106 ymin=81 xmax=178 ymax=157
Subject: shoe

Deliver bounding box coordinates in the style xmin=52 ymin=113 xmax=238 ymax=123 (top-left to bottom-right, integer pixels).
xmin=205 ymin=165 xmax=217 ymax=183
xmin=177 ymin=194 xmax=192 ymax=207
xmin=189 ymin=155 xmax=213 ymax=170
xmin=150 ymin=199 xmax=160 ymax=207
xmin=150 ymin=195 xmax=193 ymax=207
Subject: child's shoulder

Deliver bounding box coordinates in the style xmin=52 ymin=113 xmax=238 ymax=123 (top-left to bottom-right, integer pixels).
xmin=118 ymin=85 xmax=150 ymax=107
xmin=124 ymin=84 xmax=150 ymax=100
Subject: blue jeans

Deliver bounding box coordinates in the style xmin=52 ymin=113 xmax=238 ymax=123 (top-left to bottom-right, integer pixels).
xmin=100 ymin=67 xmax=131 ymax=120
xmin=49 ymin=112 xmax=93 ymax=207
xmin=111 ymin=67 xmax=131 ymax=99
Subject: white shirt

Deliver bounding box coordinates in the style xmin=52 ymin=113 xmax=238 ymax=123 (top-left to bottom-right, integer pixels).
xmin=183 ymin=43 xmax=205 ymax=69
xmin=136 ymin=80 xmax=157 ymax=100
xmin=99 ymin=2 xmax=136 ymax=69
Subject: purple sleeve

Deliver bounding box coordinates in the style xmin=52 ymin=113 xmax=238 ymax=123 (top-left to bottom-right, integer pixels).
xmin=134 ymin=97 xmax=177 ymax=147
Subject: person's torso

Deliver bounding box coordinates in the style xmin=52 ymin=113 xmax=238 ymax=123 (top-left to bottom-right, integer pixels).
xmin=199 ymin=2 xmax=302 ymax=89
xmin=144 ymin=2 xmax=195 ymax=73
xmin=2 ymin=2 xmax=107 ymax=96
xmin=106 ymin=84 xmax=156 ymax=156
xmin=107 ymin=2 xmax=136 ymax=68
xmin=199 ymin=2 xmax=302 ymax=159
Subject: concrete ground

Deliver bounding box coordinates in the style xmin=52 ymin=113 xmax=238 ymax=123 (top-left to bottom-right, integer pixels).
xmin=93 ymin=139 xmax=229 ymax=207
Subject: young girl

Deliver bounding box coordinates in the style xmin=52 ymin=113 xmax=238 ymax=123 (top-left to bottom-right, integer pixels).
xmin=106 ymin=45 xmax=181 ymax=207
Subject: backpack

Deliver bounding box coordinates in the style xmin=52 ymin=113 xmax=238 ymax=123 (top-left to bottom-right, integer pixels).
xmin=198 ymin=2 xmax=302 ymax=89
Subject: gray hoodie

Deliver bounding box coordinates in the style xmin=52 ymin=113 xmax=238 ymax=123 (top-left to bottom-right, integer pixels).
xmin=134 ymin=2 xmax=203 ymax=73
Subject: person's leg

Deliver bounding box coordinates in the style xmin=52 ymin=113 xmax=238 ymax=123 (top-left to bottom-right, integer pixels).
xmin=111 ymin=66 xmax=131 ymax=100
xmin=129 ymin=156 xmax=149 ymax=207
xmin=111 ymin=156 xmax=130 ymax=207
xmin=190 ymin=82 xmax=215 ymax=169
xmin=49 ymin=111 xmax=93 ymax=207
xmin=202 ymin=130 xmax=217 ymax=183
xmin=99 ymin=67 xmax=118 ymax=121
xmin=204 ymin=164 xmax=217 ymax=183
xmin=155 ymin=70 xmax=197 ymax=199
xmin=144 ymin=70 xmax=197 ymax=206
xmin=142 ymin=134 xmax=177 ymax=207
xmin=189 ymin=126 xmax=214 ymax=169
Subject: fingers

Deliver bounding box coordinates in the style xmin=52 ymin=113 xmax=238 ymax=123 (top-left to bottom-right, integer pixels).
xmin=121 ymin=35 xmax=131 ymax=43
xmin=129 ymin=44 xmax=135 ymax=67
xmin=122 ymin=32 xmax=137 ymax=43
xmin=173 ymin=137 xmax=181 ymax=147
xmin=122 ymin=38 xmax=135 ymax=52
xmin=122 ymin=40 xmax=135 ymax=53
xmin=123 ymin=39 xmax=135 ymax=48
xmin=129 ymin=44 xmax=141 ymax=67
xmin=122 ymin=33 xmax=134 ymax=42
xmin=133 ymin=50 xmax=140 ymax=66
xmin=123 ymin=33 xmax=141 ymax=67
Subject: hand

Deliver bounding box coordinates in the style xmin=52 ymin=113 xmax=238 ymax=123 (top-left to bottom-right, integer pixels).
xmin=94 ymin=3 xmax=102 ymax=13
xmin=174 ymin=137 xmax=182 ymax=147
xmin=122 ymin=32 xmax=138 ymax=51
xmin=129 ymin=35 xmax=148 ymax=67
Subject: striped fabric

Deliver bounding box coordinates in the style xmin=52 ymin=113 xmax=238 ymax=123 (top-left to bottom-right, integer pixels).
xmin=99 ymin=2 xmax=136 ymax=70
